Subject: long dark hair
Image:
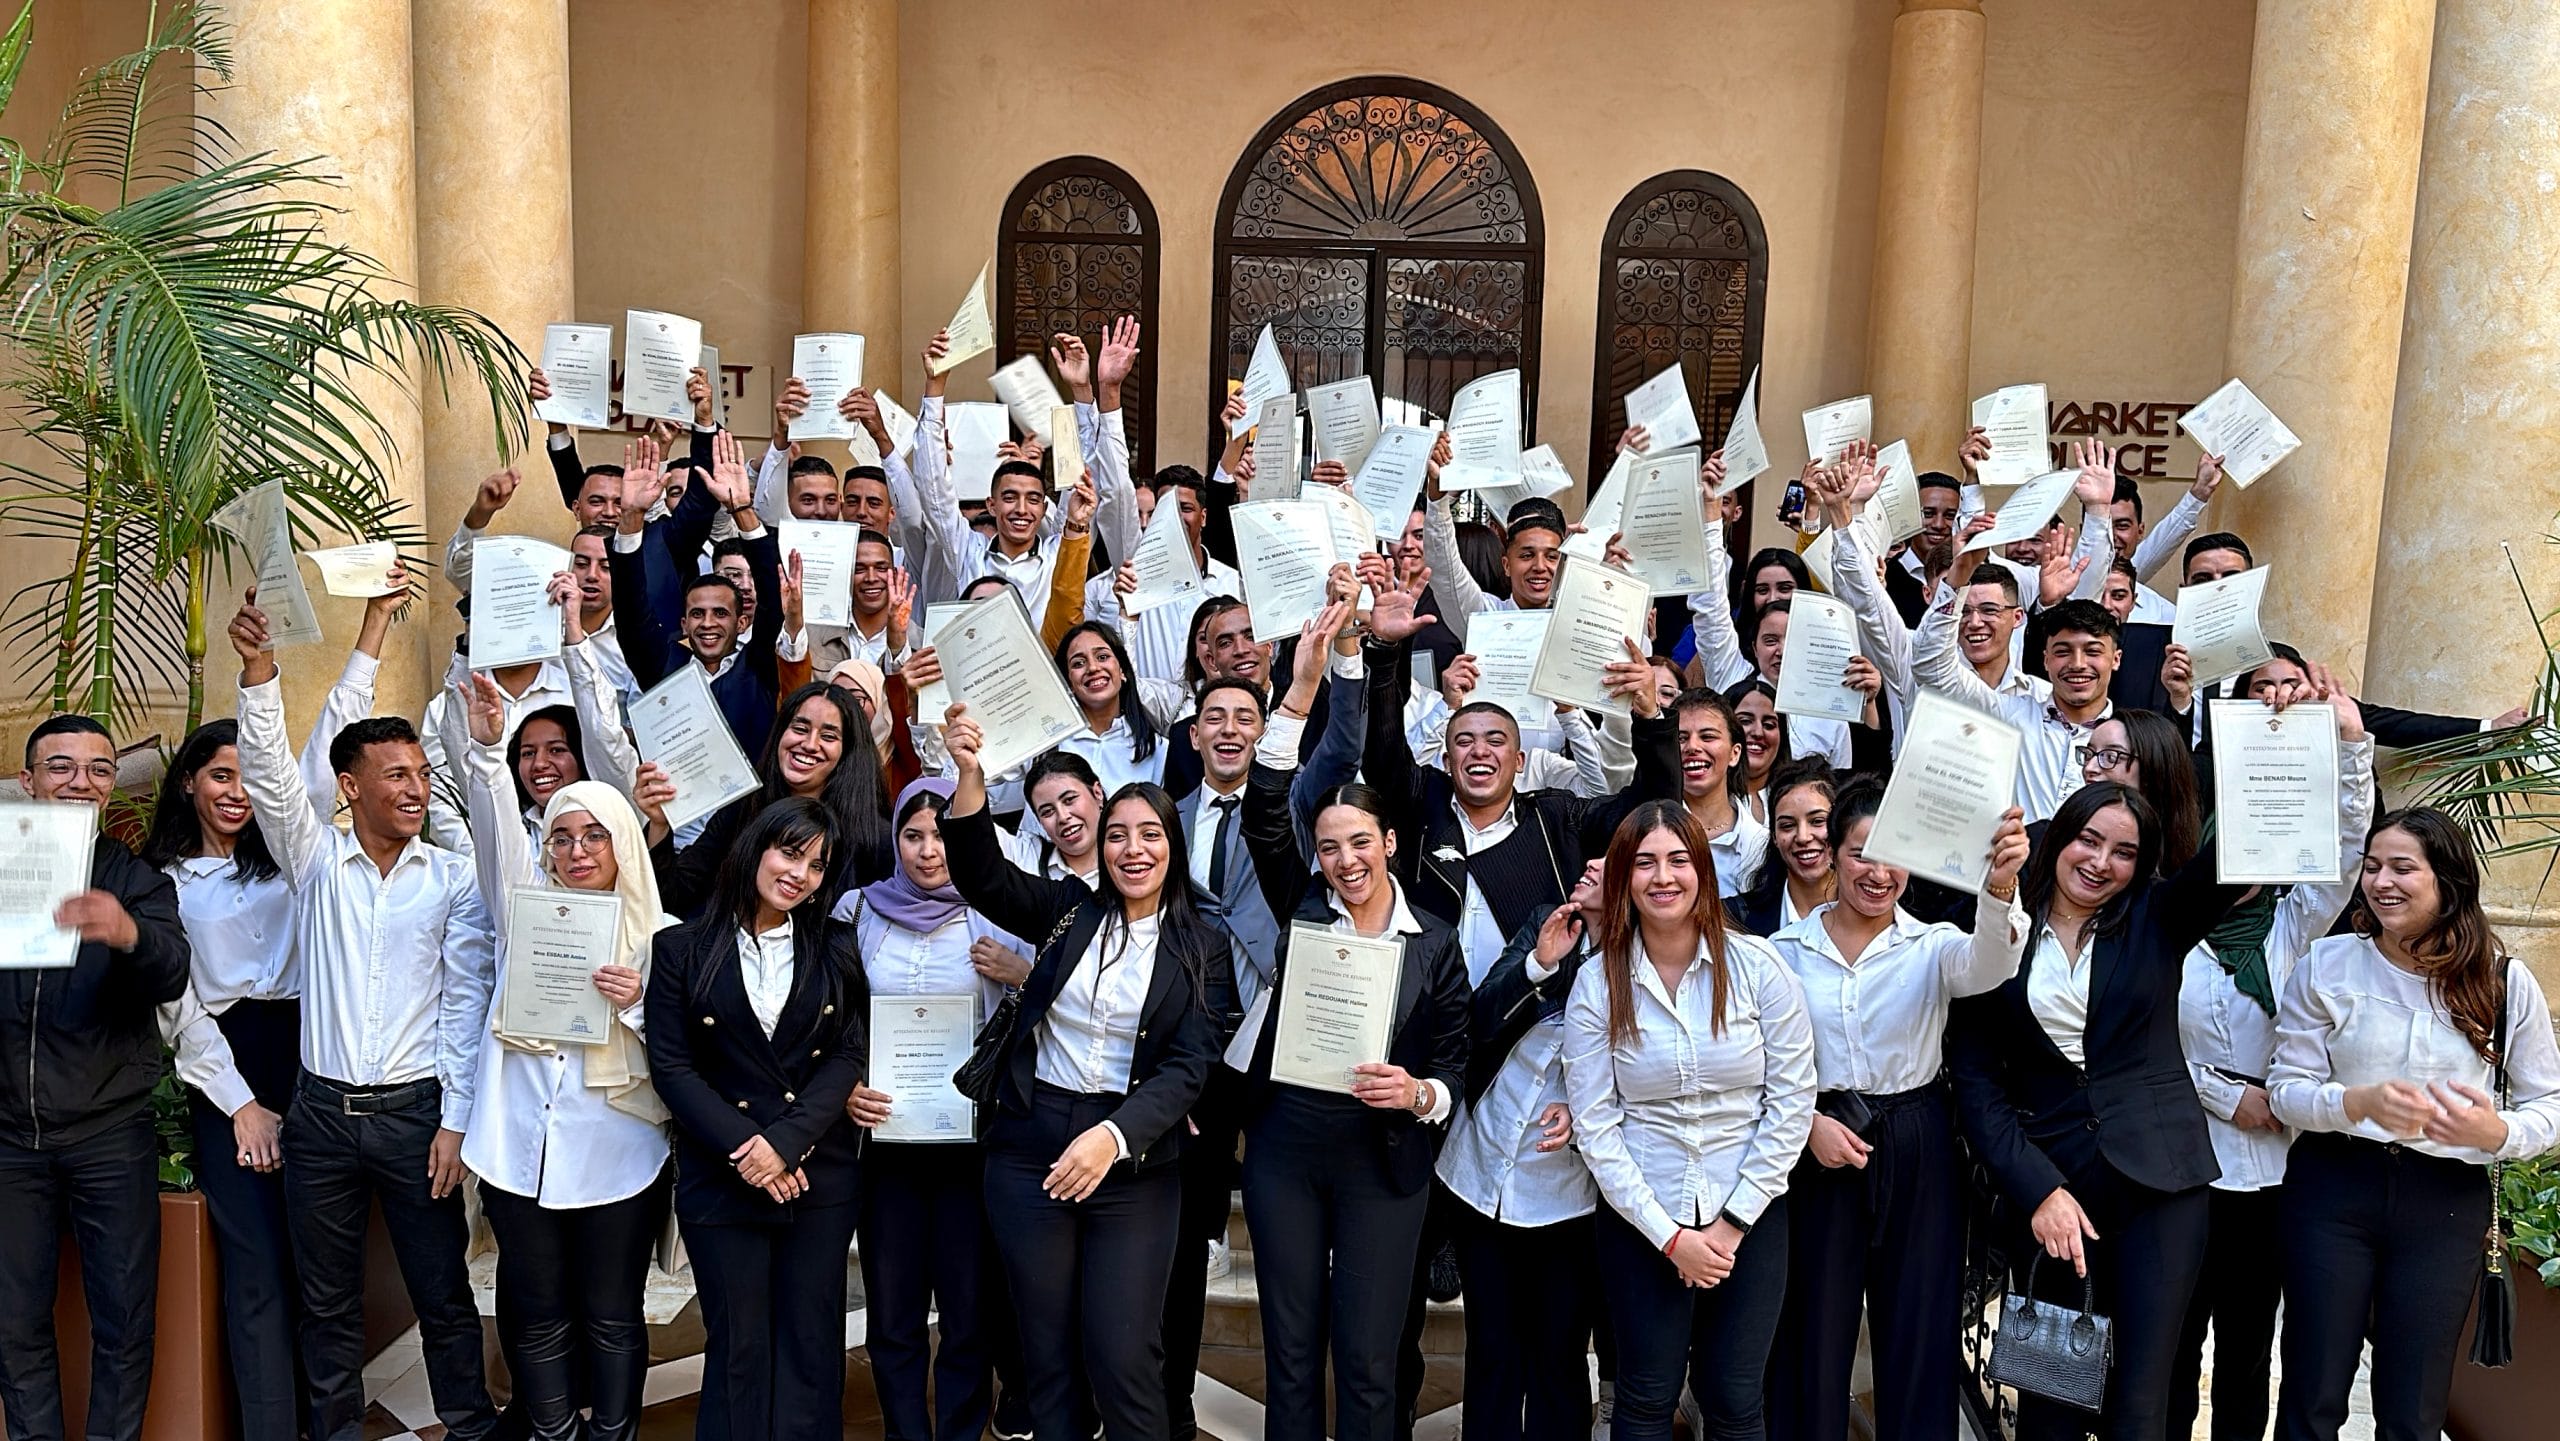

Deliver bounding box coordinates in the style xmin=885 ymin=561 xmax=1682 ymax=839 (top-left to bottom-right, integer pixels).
xmin=2113 ymin=709 xmax=2199 ymax=872
xmin=758 ymin=683 xmax=893 ymax=891
xmin=506 ymin=704 xmax=587 ymax=816
xmin=1731 ymin=546 xmax=1810 ymax=622
xmin=2019 ymin=782 xmax=2161 ymax=942
xmin=1091 ymin=782 xmax=1212 ymax=1003
xmin=1736 ymin=763 xmax=1836 ymax=926
xmin=2348 ymin=807 xmax=2508 ymax=1061
xmin=1719 ymin=676 xmax=1791 ymax=789
xmin=1308 ymin=782 xmax=1397 ymax=888
xmin=705 ymin=797 xmax=839 ymax=936
xmin=1056 ymin=621 xmax=1159 ymax=763
xmin=1596 ymin=801 xmax=1732 ymax=1044
xmin=142 ymin=720 xmax=281 ymax=882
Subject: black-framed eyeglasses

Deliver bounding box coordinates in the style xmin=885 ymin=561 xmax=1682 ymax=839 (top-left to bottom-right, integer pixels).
xmin=2076 ymin=745 xmax=2132 ymax=773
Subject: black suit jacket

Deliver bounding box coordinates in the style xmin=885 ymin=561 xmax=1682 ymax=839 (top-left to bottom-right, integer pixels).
xmin=942 ymin=805 xmax=1231 ymax=1170
xmin=644 ymin=911 xmax=867 ymax=1225
xmin=1947 ymin=834 xmax=2244 ymax=1209
xmin=2106 ymin=624 xmax=2479 ymax=748
xmin=0 ymin=838 xmax=188 ymax=1148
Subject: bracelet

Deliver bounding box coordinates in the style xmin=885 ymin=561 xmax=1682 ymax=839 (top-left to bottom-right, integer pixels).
xmin=1718 ymin=1209 xmax=1754 ymax=1238
xmin=1662 ymin=1229 xmax=1684 ymax=1258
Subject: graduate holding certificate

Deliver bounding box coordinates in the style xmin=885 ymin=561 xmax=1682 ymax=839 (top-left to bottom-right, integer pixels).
xmin=1307 ymin=375 xmax=1381 ymax=473
xmin=628 ymin=663 xmax=760 ymax=836
xmin=787 ymin=333 xmax=864 ymax=441
xmin=1624 ymin=361 xmax=1705 ymax=455
xmin=1613 ymin=446 xmax=1712 ymax=595
xmin=2173 ymin=564 xmax=2274 ymax=684
xmin=1350 ymin=423 xmax=1437 ymax=534
xmin=1439 ymin=368 xmax=1524 ymax=490
xmin=2177 ymin=377 xmax=2300 ymax=488
xmin=1865 ymin=690 xmax=2023 ymax=894
xmin=2210 ymin=698 xmax=2347 ymax=885
xmin=1969 ymin=383 xmax=2049 ymax=487
xmin=1531 ymin=557 xmax=1653 ymax=716
xmin=1233 ymin=500 xmax=1337 ymax=642
xmin=468 ymin=535 xmax=572 ymax=670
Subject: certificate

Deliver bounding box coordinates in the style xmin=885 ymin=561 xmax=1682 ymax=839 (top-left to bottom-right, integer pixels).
xmin=989 ymin=354 xmax=1065 ymax=445
xmin=1970 ymin=384 xmax=2049 ymax=487
xmin=1717 ymin=365 xmax=1768 ymax=492
xmin=2178 ymin=378 xmax=2301 ymax=489
xmin=1871 ymin=439 xmax=1923 ymax=542
xmin=932 ymin=594 xmax=1085 ymax=779
xmin=910 ymin=601 xmax=975 ymax=721
xmin=1802 ymin=504 xmax=1888 ymax=596
xmin=1268 ymin=923 xmax=1402 ymax=1093
xmin=1563 ymin=450 xmax=1634 ymax=560
xmin=777 ymin=519 xmax=863 ymax=629
xmin=1773 ymin=592 xmax=1865 ymax=723
xmin=866 ymin=390 xmax=919 ymax=465
xmin=212 ymin=479 xmax=322 ymax=648
xmin=1529 ymin=558 xmax=1650 ymax=717
xmin=1047 ymin=406 xmax=1082 ymax=490
xmin=303 ymin=542 xmax=401 ymax=598
xmin=1515 ymin=443 xmax=1575 ymax=500
xmin=869 ymin=994 xmax=977 ymax=1142
xmin=1231 ymin=325 xmax=1291 ymax=438
xmin=1233 ymin=501 xmax=1337 ymax=643
xmin=468 ymin=535 xmax=570 ymax=669
xmin=1801 ymin=394 xmax=1873 ymax=467
xmin=1122 ymin=496 xmax=1202 ymax=616
xmin=2211 ymin=700 xmax=2343 ymax=885
xmin=620 ymin=309 xmax=701 ymax=424
xmin=929 ymin=261 xmax=995 ymax=375
xmin=535 ymin=323 xmax=613 ymax=429
xmin=1624 ymin=362 xmax=1704 ymax=455
xmin=1351 ymin=425 xmax=1436 ymax=537
xmin=698 ymin=345 xmax=726 ymax=429
xmin=1616 ymin=448 xmax=1711 ymax=596
xmin=0 ymin=800 xmax=94 ymax=969
xmin=499 ymin=887 xmax=620 ymax=1046
xmin=1972 ymin=468 xmax=2078 ymax=552
xmin=1306 ymin=376 xmax=1380 ymax=473
xmin=1301 ymin=485 xmax=1379 ymax=607
xmin=788 ymin=333 xmax=865 ymax=442
xmin=2173 ymin=566 xmax=2274 ymax=685
xmin=1251 ymin=394 xmax=1300 ymax=495
xmin=947 ymin=402 xmax=1009 ymax=502
xmin=1438 ymin=369 xmax=1522 ymax=491
xmin=629 ymin=663 xmax=760 ymax=834
xmin=1465 ymin=610 xmax=1555 ymax=731
xmin=1863 ymin=691 xmax=2023 ymax=894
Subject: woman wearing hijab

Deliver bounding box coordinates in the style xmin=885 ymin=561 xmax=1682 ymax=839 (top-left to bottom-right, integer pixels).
xmin=838 ymin=778 xmax=1035 ymax=1441
xmin=458 ymin=674 xmax=673 ymax=1441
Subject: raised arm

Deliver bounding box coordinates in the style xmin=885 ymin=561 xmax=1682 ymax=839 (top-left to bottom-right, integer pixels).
xmin=227 ymin=590 xmax=326 ymax=884
xmin=1686 ymin=513 xmax=1750 ymax=689
xmin=2129 ymin=459 xmax=2217 ymax=583
xmin=940 ymin=712 xmax=1092 ymax=942
xmin=457 ymin=673 xmax=537 ymax=915
xmin=1418 ymin=498 xmax=1491 ymax=645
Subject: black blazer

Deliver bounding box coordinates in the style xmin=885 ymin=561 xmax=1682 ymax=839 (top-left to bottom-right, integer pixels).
xmin=942 ymin=805 xmax=1230 ymax=1171
xmin=644 ymin=911 xmax=867 ymax=1225
xmin=0 ymin=838 xmax=188 ymax=1149
xmin=1946 ymin=834 xmax=2243 ymax=1209
xmin=1464 ymin=901 xmax=1587 ymax=1104
xmin=1241 ymin=758 xmax=1473 ymax=1196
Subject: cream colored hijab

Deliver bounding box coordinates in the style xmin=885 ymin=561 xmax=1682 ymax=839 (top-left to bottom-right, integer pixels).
xmin=520 ymin=781 xmax=673 ymax=1123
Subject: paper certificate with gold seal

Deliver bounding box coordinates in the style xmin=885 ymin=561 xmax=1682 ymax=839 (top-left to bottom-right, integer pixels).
xmin=499 ymin=887 xmax=621 ymax=1046
xmin=1268 ymin=923 xmax=1403 ymax=1094
xmin=2210 ymin=699 xmax=2343 ymax=886
xmin=931 ymin=593 xmax=1084 ymax=780
xmin=868 ymin=994 xmax=977 ymax=1143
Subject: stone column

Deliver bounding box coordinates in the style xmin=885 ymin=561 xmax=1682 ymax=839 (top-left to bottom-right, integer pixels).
xmin=202 ymin=1 xmax=427 ymax=724
xmin=1864 ymin=0 xmax=1985 ymax=474
xmin=2364 ymin=0 xmax=2560 ymax=990
xmin=414 ymin=0 xmax=577 ymax=585
xmin=805 ymin=0 xmax=902 ymax=396
xmin=2213 ymin=0 xmax=2435 ymax=676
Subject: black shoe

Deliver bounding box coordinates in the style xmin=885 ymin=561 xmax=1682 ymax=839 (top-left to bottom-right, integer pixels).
xmin=1426 ymin=1236 xmax=1463 ymax=1303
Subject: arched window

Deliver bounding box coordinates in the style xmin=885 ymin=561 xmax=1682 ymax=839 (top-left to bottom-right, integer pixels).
xmin=1588 ymin=171 xmax=1768 ymax=507
xmin=1211 ymin=79 xmax=1543 ymax=456
xmin=997 ymin=157 xmax=1161 ymax=474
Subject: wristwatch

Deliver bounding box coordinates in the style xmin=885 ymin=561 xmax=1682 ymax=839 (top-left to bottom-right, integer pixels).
xmin=1718 ymin=1209 xmax=1754 ymax=1238
xmin=1409 ymin=1079 xmax=1435 ymax=1117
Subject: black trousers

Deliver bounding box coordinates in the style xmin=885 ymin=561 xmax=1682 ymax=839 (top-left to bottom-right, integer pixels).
xmin=1772 ymin=1086 xmax=1962 ymax=1441
xmin=2169 ymin=1184 xmax=2284 ymax=1441
xmin=1452 ymin=1204 xmax=1595 ymax=1441
xmin=1241 ymin=1094 xmax=1432 ymax=1441
xmin=192 ymin=997 xmax=306 ymax=1441
xmin=1160 ymin=1070 xmax=1241 ymax=1441
xmin=1392 ymin=1181 xmax=1462 ymax=1440
xmin=2276 ymin=1133 xmax=2489 ymax=1441
xmin=682 ymin=1200 xmax=860 ymax=1441
xmin=860 ymin=1140 xmax=996 ymax=1441
xmin=1594 ymin=1199 xmax=1790 ymax=1441
xmin=481 ymin=1176 xmax=664 ymax=1441
xmin=2009 ymin=1160 xmax=2210 ymax=1441
xmin=984 ymin=1083 xmax=1181 ymax=1441
xmin=0 ymin=1111 xmax=160 ymax=1441
xmin=284 ymin=1075 xmax=495 ymax=1441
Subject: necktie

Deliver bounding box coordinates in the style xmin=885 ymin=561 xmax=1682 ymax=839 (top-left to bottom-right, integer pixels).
xmin=1207 ymin=794 xmax=1239 ymax=895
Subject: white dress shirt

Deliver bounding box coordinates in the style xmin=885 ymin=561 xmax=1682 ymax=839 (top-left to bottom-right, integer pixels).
xmin=1036 ymin=911 xmax=1159 ymax=1097
xmin=2178 ymin=739 xmax=2374 ymax=1191
xmin=421 ymin=640 xmax=637 ymax=857
xmin=237 ymin=671 xmax=498 ymax=1133
xmin=1770 ymin=892 xmax=2029 ymax=1095
xmin=999 ymin=819 xmax=1098 ymax=890
xmin=155 ymin=862 xmax=298 ymax=1117
xmin=1438 ymin=943 xmax=1598 ymax=1226
xmin=738 ymin=923 xmax=797 ymax=1038
xmin=1453 ymin=801 xmax=1520 ymax=985
xmin=1689 ymin=516 xmax=1854 ymax=769
xmin=1561 ymin=931 xmax=1817 ymax=1248
xmin=1406 ymin=690 xmax=1614 ymax=794
xmin=909 ymin=398 xmax=1138 ymax=608
xmin=1912 ymin=581 xmax=2106 ymax=822
xmin=1051 ymin=678 xmax=1189 ymax=794
xmin=2269 ymin=935 xmax=2560 ymax=1165
xmin=851 ymin=902 xmax=1008 ymax=1020
xmin=2025 ymin=929 xmax=2096 ymax=1067
xmin=1708 ymin=805 xmax=1770 ymax=901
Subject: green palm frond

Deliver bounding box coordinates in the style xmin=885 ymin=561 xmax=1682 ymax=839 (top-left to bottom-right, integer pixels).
xmin=2392 ymin=538 xmax=2560 ymax=884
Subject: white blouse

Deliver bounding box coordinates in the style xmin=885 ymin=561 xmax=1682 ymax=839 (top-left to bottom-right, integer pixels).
xmin=2025 ymin=929 xmax=2097 ymax=1066
xmin=2269 ymin=935 xmax=2560 ymax=1165
xmin=1440 ymin=943 xmax=1597 ymax=1227
xmin=737 ymin=924 xmax=797 ymax=1039
xmin=1562 ymin=931 xmax=1816 ymax=1249
xmin=157 ymin=861 xmax=299 ymax=1116
xmin=1035 ymin=911 xmax=1160 ymax=1097
xmin=1770 ymin=890 xmax=2028 ymax=1096
xmin=852 ymin=903 xmax=1008 ymax=1019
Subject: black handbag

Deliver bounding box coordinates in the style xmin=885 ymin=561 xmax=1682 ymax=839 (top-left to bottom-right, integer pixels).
xmin=951 ymin=909 xmax=1079 ymax=1109
xmin=1990 ymin=1254 xmax=2113 ymax=1412
xmin=2471 ymin=960 xmax=2517 ymax=1368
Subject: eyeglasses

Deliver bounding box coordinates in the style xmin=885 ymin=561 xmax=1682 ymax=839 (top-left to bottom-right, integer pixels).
xmin=36 ymin=758 xmax=118 ymax=783
xmin=544 ymin=827 xmax=615 ymax=856
xmin=2076 ymin=745 xmax=2133 ymax=773
xmin=1958 ymin=603 xmax=2017 ymax=622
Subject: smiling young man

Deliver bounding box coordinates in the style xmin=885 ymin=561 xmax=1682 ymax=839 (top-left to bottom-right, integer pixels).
xmin=1915 ymin=592 xmax=2121 ymax=822
xmin=1091 ymin=468 xmax=1244 ymax=686
xmin=0 ymin=717 xmax=190 ymax=1441
xmin=228 ymin=592 xmax=501 ymax=1441
xmin=609 ymin=431 xmax=784 ymax=757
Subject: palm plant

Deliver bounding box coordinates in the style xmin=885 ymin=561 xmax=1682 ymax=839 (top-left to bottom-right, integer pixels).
xmin=0 ymin=0 xmax=527 ymax=733
xmin=2392 ymin=533 xmax=2560 ymax=889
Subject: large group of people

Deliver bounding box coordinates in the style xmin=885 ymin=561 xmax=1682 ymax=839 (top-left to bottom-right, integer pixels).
xmin=1 ymin=311 xmax=2554 ymax=1441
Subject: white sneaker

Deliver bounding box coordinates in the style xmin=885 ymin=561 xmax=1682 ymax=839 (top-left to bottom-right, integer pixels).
xmin=1590 ymin=1379 xmax=1614 ymax=1441
xmin=1206 ymin=1237 xmax=1232 ymax=1280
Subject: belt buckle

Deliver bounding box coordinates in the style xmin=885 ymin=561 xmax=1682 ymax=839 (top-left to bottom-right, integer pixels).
xmin=339 ymin=1089 xmax=379 ymax=1116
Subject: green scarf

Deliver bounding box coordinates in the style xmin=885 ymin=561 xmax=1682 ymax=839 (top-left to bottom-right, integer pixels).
xmin=2206 ymin=886 xmax=2280 ymax=1016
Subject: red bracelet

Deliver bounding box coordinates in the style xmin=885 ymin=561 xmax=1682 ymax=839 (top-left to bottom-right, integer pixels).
xmin=1662 ymin=1229 xmax=1683 ymax=1258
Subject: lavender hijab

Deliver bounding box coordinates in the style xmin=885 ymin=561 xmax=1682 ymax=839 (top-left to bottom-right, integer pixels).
xmin=861 ymin=778 xmax=973 ymax=933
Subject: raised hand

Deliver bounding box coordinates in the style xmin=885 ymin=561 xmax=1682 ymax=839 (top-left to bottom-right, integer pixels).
xmin=779 ymin=550 xmax=805 ymax=636
xmin=1843 ymin=653 xmax=1884 ymax=700
xmin=619 ymin=433 xmax=667 ymax=528
xmin=1701 ymin=449 xmax=1729 ymax=504
xmin=921 ymin=329 xmax=952 ymax=398
xmin=2038 ymin=548 xmax=2091 ymax=608
xmin=229 ymin=587 xmax=277 ymax=683
xmin=1219 ymin=388 xmax=1249 ymax=435
xmin=548 ymin=571 xmax=586 ymax=645
xmin=842 ymin=387 xmax=886 ymax=449
xmin=2300 ymin=658 xmax=2368 ymax=743
xmin=709 ymin=430 xmax=753 ymax=513
xmin=1096 ymin=315 xmax=1141 ymax=397
xmin=1985 ymin=807 xmax=2030 ymax=891
xmin=1051 ymin=332 xmax=1093 ymax=397
xmin=1294 ymin=600 xmax=1353 ymax=694
xmin=1062 ymin=470 xmax=1097 ymax=534
xmin=885 ymin=568 xmax=914 ymax=652
xmin=467 ymin=465 xmax=521 ymax=529
xmin=530 ymin=368 xmax=561 ymax=435
xmin=1231 ymin=447 xmax=1258 ymax=498
xmin=1439 ymin=654 xmax=1480 ymax=709
xmin=1326 ymin=561 xmax=1360 ymax=609
xmin=943 ymin=703 xmax=985 ymax=774
xmin=1619 ymin=424 xmax=1652 ymax=456
xmin=774 ymin=375 xmax=810 ymax=435
xmin=688 ymin=365 xmax=716 ymax=429
xmin=1602 ymin=637 xmax=1662 ymax=719
xmin=1957 ymin=425 xmax=1991 ymax=479
xmin=2160 ymin=642 xmax=2195 ymax=714
xmin=1369 ymin=566 xmax=1438 ymax=643
xmin=2070 ymin=439 xmax=2117 ymax=506
xmin=632 ymin=762 xmax=676 ymax=838
xmin=2189 ymin=453 xmax=2226 ymax=503
xmin=463 ymin=671 xmax=507 ymax=748
xmin=1310 ymin=458 xmax=1349 ymax=490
